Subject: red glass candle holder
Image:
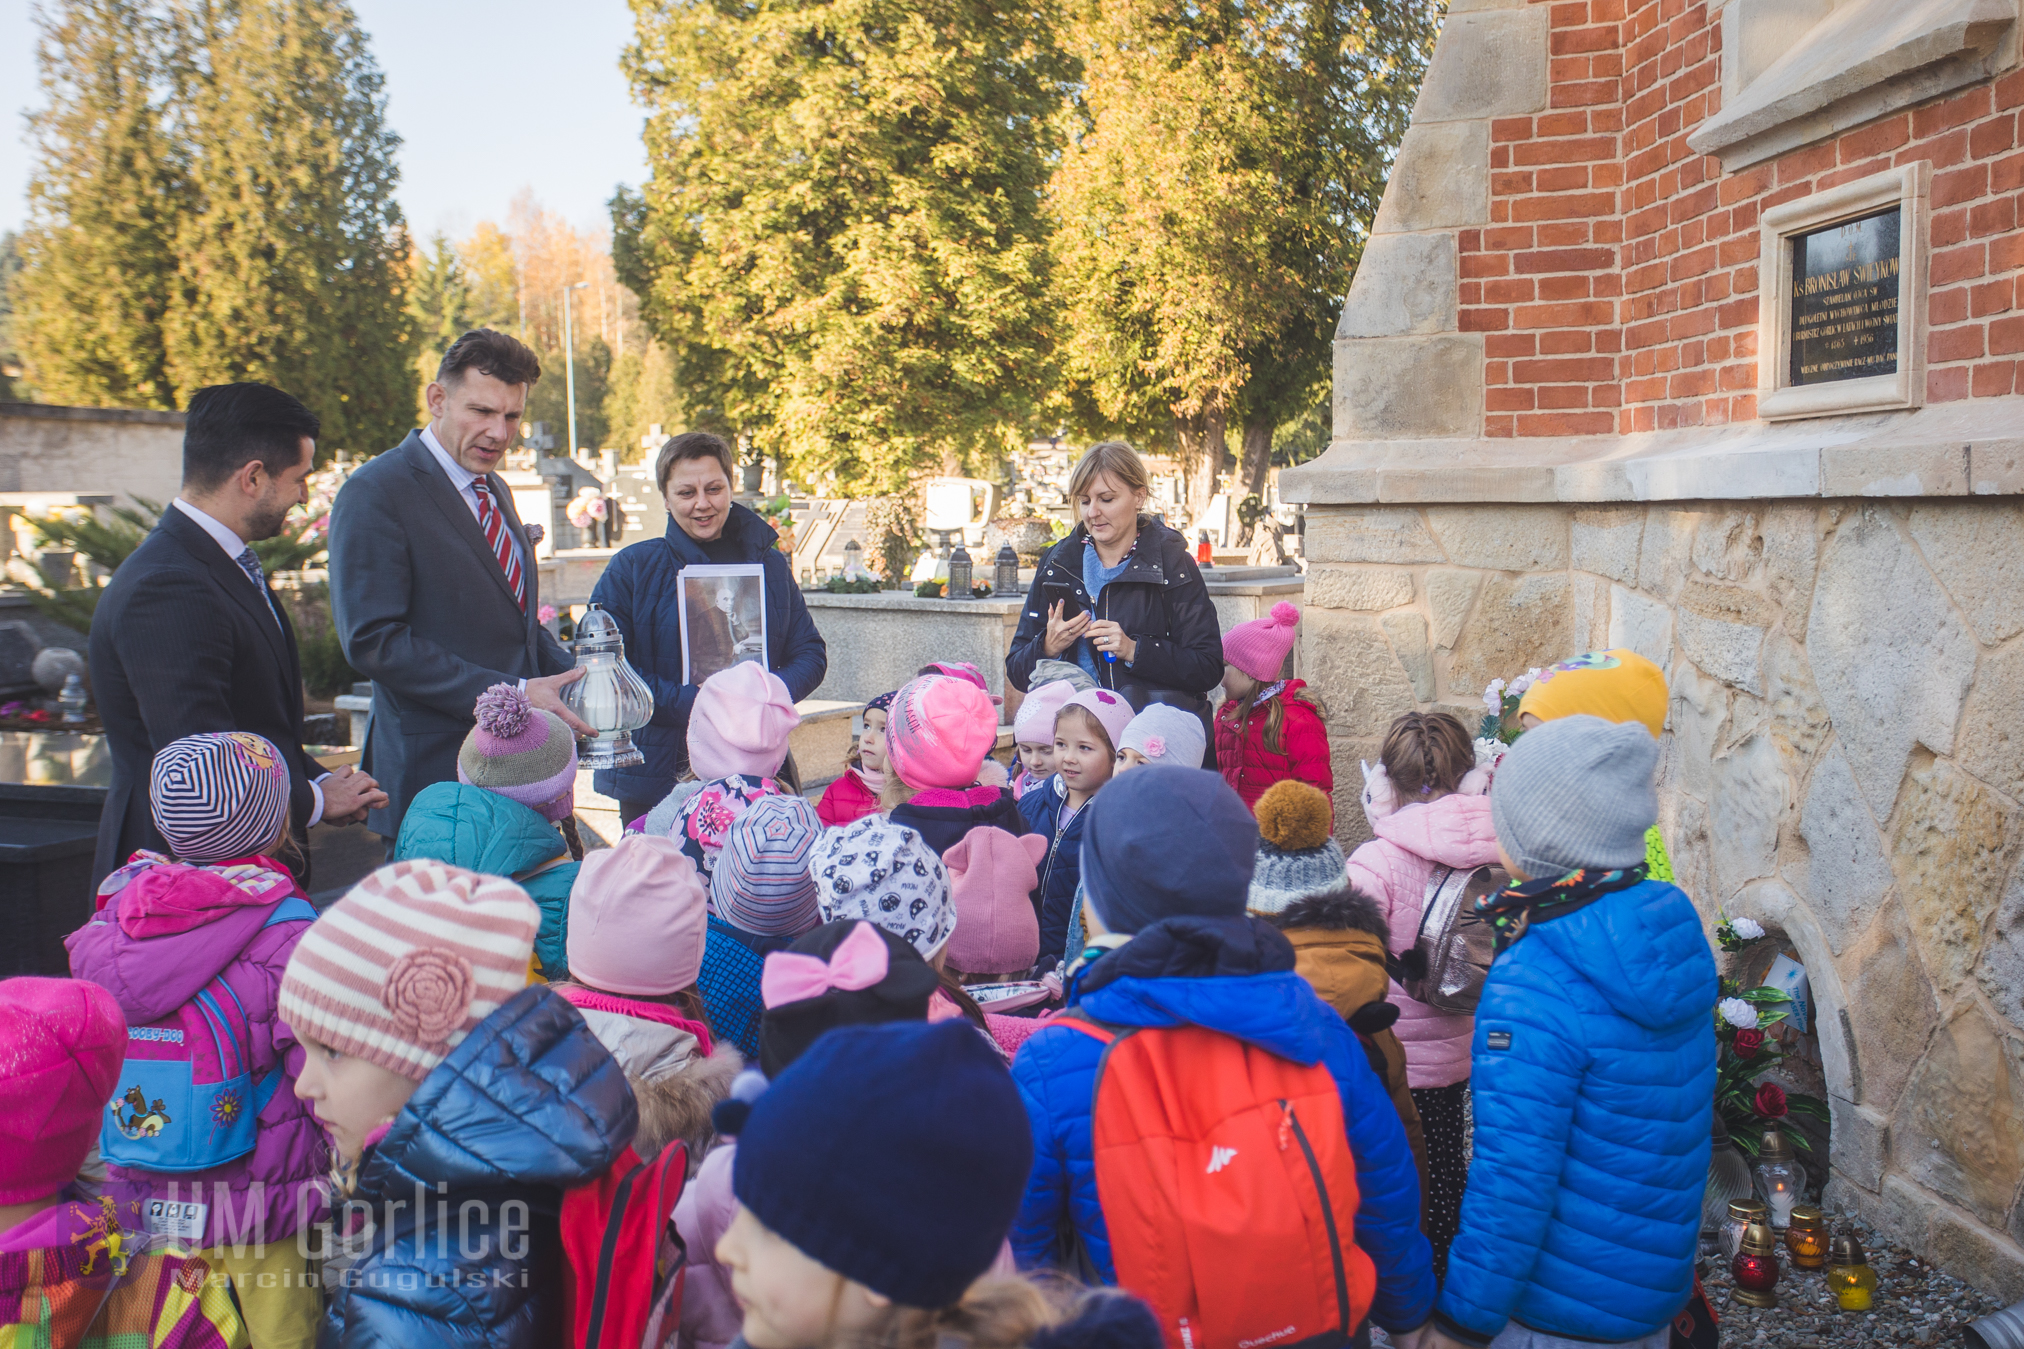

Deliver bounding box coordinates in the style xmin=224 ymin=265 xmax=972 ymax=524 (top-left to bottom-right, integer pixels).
xmin=1733 ymin=1236 xmax=1781 ymax=1309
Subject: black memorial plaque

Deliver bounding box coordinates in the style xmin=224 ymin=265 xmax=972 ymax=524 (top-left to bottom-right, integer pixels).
xmin=1788 ymin=207 xmax=1902 ymax=386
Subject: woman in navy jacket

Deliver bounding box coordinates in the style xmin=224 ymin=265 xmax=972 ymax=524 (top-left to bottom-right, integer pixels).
xmin=588 ymin=432 xmax=827 ymax=818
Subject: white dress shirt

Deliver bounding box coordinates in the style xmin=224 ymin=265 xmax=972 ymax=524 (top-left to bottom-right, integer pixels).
xmin=170 ymin=496 xmax=329 ymax=825
xmin=420 ymin=425 xmax=526 ymax=574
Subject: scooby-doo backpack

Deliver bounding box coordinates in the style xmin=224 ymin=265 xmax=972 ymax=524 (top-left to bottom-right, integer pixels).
xmin=100 ymin=897 xmax=316 ymax=1173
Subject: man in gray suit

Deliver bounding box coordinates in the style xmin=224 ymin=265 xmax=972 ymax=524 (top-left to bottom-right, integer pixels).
xmin=329 ymin=329 xmax=591 ymax=841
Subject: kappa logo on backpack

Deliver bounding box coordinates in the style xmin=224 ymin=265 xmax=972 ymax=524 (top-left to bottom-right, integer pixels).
xmin=1060 ymin=1016 xmax=1375 ymax=1349
xmin=99 ymin=896 xmax=316 ymax=1174
xmin=561 ymin=1138 xmax=690 ymax=1349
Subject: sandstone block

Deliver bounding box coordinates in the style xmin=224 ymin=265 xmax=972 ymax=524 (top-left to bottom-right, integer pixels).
xmin=1750 ymin=635 xmax=1834 ymax=763
xmin=1797 ymin=746 xmax=1895 ymax=952
xmin=1906 ymin=502 xmax=2024 ymax=645
xmin=1382 ymin=612 xmax=1435 ymax=702
xmin=1690 ymin=509 xmax=1765 ymax=585
xmin=1846 ymin=904 xmax=1940 ymax=1113
xmin=1892 ymin=758 xmax=2020 ymax=997
xmin=1329 ymin=734 xmax=1385 ymax=852
xmin=1958 ymin=641 xmax=2024 ymax=803
xmin=1302 ymin=610 xmax=1421 ymax=740
xmin=1411 ymin=8 xmax=1549 ymax=123
xmin=1975 ymin=857 xmax=2024 ymax=1029
xmin=1666 ymin=663 xmax=1729 ymax=806
xmin=1302 ymin=508 xmax=1445 ymax=565
xmin=1931 ymin=1202 xmax=2024 ymax=1303
xmin=1709 ymin=735 xmax=1787 ymax=904
xmin=1571 ymin=573 xmax=1608 ymax=652
xmin=1304 ymin=565 xmax=1414 ymax=612
xmin=1760 ymin=504 xmax=1820 ymax=643
xmin=1636 ymin=507 xmax=1697 ymax=603
xmin=1334 ymin=335 xmax=1484 ymax=440
xmin=1336 ymin=233 xmax=1457 ymax=339
xmin=1371 ymin=121 xmax=1490 ymax=235
xmin=1422 ymin=504 xmax=1570 ymax=572
xmin=1608 ymin=584 xmax=1674 ymax=672
xmin=1445 ymin=573 xmax=1573 ymax=714
xmin=1677 ymin=578 xmax=1777 ymax=696
xmin=1571 ymin=507 xmax=1644 ymax=584
xmin=1829 ymin=1097 xmax=1890 ymax=1192
xmin=1808 ymin=507 xmax=1979 ymax=818
xmin=1426 ymin=569 xmax=1481 ymax=650
xmin=1665 ymin=792 xmax=1714 ymax=914
xmin=1890 ymin=1007 xmax=2024 ymax=1229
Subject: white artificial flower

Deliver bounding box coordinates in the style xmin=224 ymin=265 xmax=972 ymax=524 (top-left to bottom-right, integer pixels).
xmin=1509 ymin=669 xmax=1538 ymax=696
xmin=1482 ymin=678 xmax=1507 ymax=711
xmin=1473 ymin=737 xmax=1506 ymax=768
xmin=1731 ymin=917 xmax=1765 ymax=940
xmin=1719 ymin=997 xmax=1758 ymax=1030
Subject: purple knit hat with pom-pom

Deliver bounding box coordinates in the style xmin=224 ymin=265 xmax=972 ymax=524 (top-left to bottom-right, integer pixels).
xmin=457 ymin=683 xmax=579 ymax=822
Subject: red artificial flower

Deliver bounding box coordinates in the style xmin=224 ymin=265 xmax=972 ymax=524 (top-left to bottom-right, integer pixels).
xmin=24 ymin=709 xmax=51 ymax=723
xmin=1732 ymin=1028 xmax=1765 ymax=1059
xmin=1754 ymin=1082 xmax=1789 ymax=1118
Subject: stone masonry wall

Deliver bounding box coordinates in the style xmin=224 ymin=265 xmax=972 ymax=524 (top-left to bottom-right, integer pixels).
xmin=1299 ymin=493 xmax=2024 ymax=1297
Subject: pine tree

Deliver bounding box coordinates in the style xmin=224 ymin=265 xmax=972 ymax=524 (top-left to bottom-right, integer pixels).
xmin=163 ymin=0 xmax=414 ymax=453
xmin=620 ymin=0 xmax=1071 ymax=493
xmin=0 ymin=232 xmax=24 ymax=402
xmin=14 ymin=0 xmax=184 ymax=410
xmin=1050 ymin=0 xmax=1436 ymax=518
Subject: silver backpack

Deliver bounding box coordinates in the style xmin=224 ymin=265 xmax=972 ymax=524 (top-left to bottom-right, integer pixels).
xmin=1400 ymin=864 xmax=1509 ymax=1014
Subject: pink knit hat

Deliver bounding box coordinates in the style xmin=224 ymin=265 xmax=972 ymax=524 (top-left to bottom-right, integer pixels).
xmin=1013 ymin=679 xmax=1078 ymax=746
xmin=1059 ymin=687 xmax=1134 ymax=753
xmin=568 ymin=835 xmax=709 ymax=996
xmin=886 ymin=676 xmax=999 ymax=790
xmin=0 ymin=978 xmax=125 ymax=1204
xmin=920 ymin=661 xmax=1004 ymax=705
xmin=279 ymin=860 xmax=539 ymax=1081
xmin=459 ymin=684 xmax=579 ymax=822
xmin=688 ymin=662 xmax=801 ymax=781
xmin=943 ymin=827 xmax=1048 ymax=975
xmin=1223 ymin=600 xmax=1302 ymax=682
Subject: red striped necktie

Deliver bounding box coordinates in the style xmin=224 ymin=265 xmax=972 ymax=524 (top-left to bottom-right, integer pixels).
xmin=471 ymin=477 xmax=527 ymax=611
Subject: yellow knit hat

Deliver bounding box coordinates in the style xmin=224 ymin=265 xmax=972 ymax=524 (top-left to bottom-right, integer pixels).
xmin=1516 ymin=650 xmax=1667 ymax=739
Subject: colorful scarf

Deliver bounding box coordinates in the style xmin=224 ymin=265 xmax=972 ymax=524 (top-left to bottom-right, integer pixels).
xmin=1477 ymin=862 xmax=1648 ymax=952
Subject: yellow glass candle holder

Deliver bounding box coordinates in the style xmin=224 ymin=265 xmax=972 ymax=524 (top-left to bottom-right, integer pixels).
xmin=1828 ymin=1233 xmax=1876 ymax=1311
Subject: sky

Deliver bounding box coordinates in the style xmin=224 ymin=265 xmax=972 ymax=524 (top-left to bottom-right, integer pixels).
xmin=0 ymin=0 xmax=651 ymax=239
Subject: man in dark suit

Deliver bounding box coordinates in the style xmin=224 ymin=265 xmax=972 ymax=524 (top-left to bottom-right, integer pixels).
xmin=88 ymin=383 xmax=387 ymax=885
xmin=329 ymin=328 xmax=590 ymax=841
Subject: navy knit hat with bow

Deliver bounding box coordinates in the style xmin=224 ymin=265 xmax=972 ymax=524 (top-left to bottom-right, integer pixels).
xmin=732 ymin=1019 xmax=1033 ymax=1309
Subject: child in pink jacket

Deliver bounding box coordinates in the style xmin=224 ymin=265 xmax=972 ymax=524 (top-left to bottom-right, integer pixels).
xmin=1346 ymin=710 xmax=1497 ymax=1279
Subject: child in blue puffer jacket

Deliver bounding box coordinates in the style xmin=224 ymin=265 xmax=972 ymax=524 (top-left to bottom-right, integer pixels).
xmin=1011 ymin=767 xmax=1434 ymax=1345
xmin=1424 ymin=715 xmax=1717 ymax=1349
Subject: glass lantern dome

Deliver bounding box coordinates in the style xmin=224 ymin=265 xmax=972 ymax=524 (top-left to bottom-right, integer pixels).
xmin=560 ymin=603 xmax=654 ymax=769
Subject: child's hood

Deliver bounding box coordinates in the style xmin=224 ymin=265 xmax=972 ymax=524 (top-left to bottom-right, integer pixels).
xmin=1524 ymin=878 xmax=1718 ymax=1032
xmin=65 ymin=860 xmax=295 ymax=1022
xmin=553 ymin=983 xmax=715 ymax=1079
xmin=397 ymin=781 xmax=568 ymax=878
xmin=1369 ymin=791 xmax=1499 ymax=870
xmin=358 ymin=985 xmax=637 ymax=1196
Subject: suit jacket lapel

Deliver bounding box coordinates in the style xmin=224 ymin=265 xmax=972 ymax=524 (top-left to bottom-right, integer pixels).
xmin=157 ymin=508 xmax=294 ymax=678
xmin=400 ymin=435 xmax=525 ymax=612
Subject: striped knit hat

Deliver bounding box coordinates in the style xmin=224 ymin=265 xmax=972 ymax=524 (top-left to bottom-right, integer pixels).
xmin=278 ymin=860 xmax=539 ymax=1081
xmin=150 ymin=732 xmax=291 ymax=864
xmin=711 ymin=794 xmax=824 ymax=937
xmin=458 ymin=684 xmax=579 ymax=823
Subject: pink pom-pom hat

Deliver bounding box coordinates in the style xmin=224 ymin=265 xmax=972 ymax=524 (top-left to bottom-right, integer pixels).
xmin=457 ymin=683 xmax=580 ymax=822
xmin=1222 ymin=600 xmax=1303 ymax=683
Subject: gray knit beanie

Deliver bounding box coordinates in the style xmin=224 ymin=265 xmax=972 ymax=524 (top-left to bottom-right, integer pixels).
xmin=1248 ymin=837 xmax=1348 ymax=915
xmin=1490 ymin=714 xmax=1657 ymax=880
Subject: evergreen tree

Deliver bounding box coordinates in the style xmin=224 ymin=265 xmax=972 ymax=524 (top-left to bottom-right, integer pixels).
xmin=1049 ymin=0 xmax=1436 ymax=518
xmin=619 ymin=0 xmax=1071 ymax=492
xmin=0 ymin=232 xmax=24 ymax=402
xmin=163 ymin=0 xmax=414 ymax=452
xmin=14 ymin=0 xmax=184 ymax=410
xmin=408 ymin=232 xmax=474 ymax=370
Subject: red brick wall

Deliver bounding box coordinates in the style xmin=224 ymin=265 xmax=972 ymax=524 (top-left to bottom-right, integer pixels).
xmin=1459 ymin=0 xmax=2024 ymax=436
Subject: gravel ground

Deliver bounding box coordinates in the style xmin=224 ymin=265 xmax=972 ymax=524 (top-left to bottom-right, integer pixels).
xmin=1370 ymin=1210 xmax=2013 ymax=1347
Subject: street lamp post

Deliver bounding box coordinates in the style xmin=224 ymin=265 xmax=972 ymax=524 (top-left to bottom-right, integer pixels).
xmin=562 ymin=281 xmax=590 ymax=460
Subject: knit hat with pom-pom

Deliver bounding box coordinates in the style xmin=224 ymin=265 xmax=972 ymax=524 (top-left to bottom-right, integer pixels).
xmin=458 ymin=683 xmax=579 ymax=822
xmin=1223 ymin=600 xmax=1302 ymax=683
xmin=1247 ymin=779 xmax=1347 ymax=916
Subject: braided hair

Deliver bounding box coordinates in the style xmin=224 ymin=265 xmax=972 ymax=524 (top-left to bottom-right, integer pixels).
xmin=1379 ymin=711 xmax=1474 ymax=802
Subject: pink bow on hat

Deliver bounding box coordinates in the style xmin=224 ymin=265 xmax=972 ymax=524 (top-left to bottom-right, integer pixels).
xmin=760 ymin=921 xmax=891 ymax=1008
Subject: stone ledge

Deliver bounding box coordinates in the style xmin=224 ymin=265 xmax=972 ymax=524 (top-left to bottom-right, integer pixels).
xmin=1687 ymin=0 xmax=2015 ymax=170
xmin=0 ymin=402 xmax=188 ymax=427
xmin=1283 ymin=396 xmax=2024 ymax=504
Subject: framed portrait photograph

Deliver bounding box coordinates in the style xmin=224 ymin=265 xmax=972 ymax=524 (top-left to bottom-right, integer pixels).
xmin=678 ymin=563 xmax=768 ymax=685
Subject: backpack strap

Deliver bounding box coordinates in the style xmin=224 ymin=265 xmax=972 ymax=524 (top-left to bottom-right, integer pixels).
xmin=1050 ymin=1010 xmax=1119 ymax=1046
xmin=262 ymin=897 xmax=318 ymax=928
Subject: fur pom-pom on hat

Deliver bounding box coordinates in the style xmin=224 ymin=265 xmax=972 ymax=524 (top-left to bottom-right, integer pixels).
xmin=1255 ymin=779 xmax=1334 ymax=852
xmin=459 ymin=683 xmax=578 ymax=822
xmin=473 ymin=683 xmax=533 ymax=738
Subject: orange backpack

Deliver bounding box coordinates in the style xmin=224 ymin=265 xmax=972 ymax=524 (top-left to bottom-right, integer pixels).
xmin=1059 ymin=1017 xmax=1374 ymax=1349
